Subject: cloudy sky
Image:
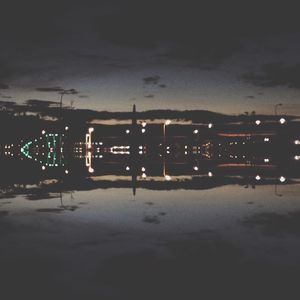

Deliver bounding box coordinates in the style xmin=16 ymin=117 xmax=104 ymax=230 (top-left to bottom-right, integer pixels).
xmin=1 ymin=0 xmax=300 ymax=114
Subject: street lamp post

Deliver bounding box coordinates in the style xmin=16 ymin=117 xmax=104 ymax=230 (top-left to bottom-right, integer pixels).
xmin=163 ymin=120 xmax=171 ymax=149
xmin=163 ymin=120 xmax=171 ymax=179
xmin=274 ymin=103 xmax=282 ymax=116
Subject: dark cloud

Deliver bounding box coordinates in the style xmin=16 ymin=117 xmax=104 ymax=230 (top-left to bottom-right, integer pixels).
xmin=95 ymin=1 xmax=300 ymax=67
xmin=143 ymin=76 xmax=161 ymax=85
xmin=144 ymin=94 xmax=154 ymax=98
xmin=143 ymin=215 xmax=160 ymax=224
xmin=25 ymin=99 xmax=60 ymax=107
xmin=62 ymin=88 xmax=79 ymax=95
xmin=0 ymin=83 xmax=9 ymax=89
xmin=159 ymin=84 xmax=167 ymax=88
xmin=246 ymin=95 xmax=255 ymax=99
xmin=36 ymin=87 xmax=64 ymax=92
xmin=242 ymin=210 xmax=300 ymax=236
xmin=0 ymin=93 xmax=12 ymax=99
xmin=36 ymin=87 xmax=79 ymax=95
xmin=78 ymin=95 xmax=89 ymax=98
xmin=242 ymin=63 xmax=300 ymax=89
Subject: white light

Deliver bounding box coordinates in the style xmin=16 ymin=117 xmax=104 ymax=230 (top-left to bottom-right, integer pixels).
xmin=65 ymin=170 xmax=69 ymax=174
xmin=141 ymin=122 xmax=147 ymax=127
xmin=141 ymin=128 xmax=146 ymax=133
xmin=142 ymin=173 xmax=147 ymax=178
xmin=88 ymin=127 xmax=94 ymax=133
xmin=139 ymin=151 xmax=143 ymax=155
xmin=126 ymin=129 xmax=130 ymax=134
xmin=141 ymin=167 xmax=146 ymax=172
xmin=42 ymin=166 xmax=46 ymax=170
xmin=264 ymin=158 xmax=270 ymax=163
xmin=255 ymin=175 xmax=261 ymax=181
xmin=165 ymin=120 xmax=171 ymax=125
xmin=279 ymin=176 xmax=286 ymax=183
xmin=279 ymin=118 xmax=286 ymax=124
xmin=264 ymin=138 xmax=270 ymax=142
xmin=88 ymin=167 xmax=94 ymax=173
xmin=255 ymin=120 xmax=261 ymax=125
xmin=294 ymin=140 xmax=300 ymax=145
xmin=208 ymin=171 xmax=213 ymax=177
xmin=165 ymin=175 xmax=172 ymax=181
xmin=208 ymin=123 xmax=213 ymax=129
xmin=65 ymin=126 xmax=69 ymax=131
xmin=42 ymin=130 xmax=46 ymax=135
xmin=139 ymin=146 xmax=143 ymax=149
xmin=126 ymin=166 xmax=130 ymax=171
xmin=193 ymin=166 xmax=199 ymax=171
xmin=294 ymin=156 xmax=300 ymax=161
xmin=193 ymin=129 xmax=199 ymax=134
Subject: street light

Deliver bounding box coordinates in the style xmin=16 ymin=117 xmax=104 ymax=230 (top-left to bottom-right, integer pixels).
xmin=279 ymin=118 xmax=286 ymax=124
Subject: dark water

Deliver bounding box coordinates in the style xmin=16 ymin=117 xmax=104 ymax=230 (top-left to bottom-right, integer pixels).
xmin=1 ymin=183 xmax=300 ymax=299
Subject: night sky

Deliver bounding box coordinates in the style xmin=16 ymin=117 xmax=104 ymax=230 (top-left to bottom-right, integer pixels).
xmin=1 ymin=0 xmax=300 ymax=114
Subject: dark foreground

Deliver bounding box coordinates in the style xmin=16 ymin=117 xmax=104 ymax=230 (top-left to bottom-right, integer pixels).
xmin=1 ymin=184 xmax=300 ymax=300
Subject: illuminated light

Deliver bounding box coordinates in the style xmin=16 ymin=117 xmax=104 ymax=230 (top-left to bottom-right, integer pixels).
xmin=264 ymin=137 xmax=270 ymax=142
xmin=88 ymin=127 xmax=94 ymax=133
xmin=167 ymin=150 xmax=170 ymax=154
xmin=279 ymin=176 xmax=286 ymax=183
xmin=88 ymin=167 xmax=94 ymax=173
xmin=255 ymin=175 xmax=261 ymax=181
xmin=141 ymin=122 xmax=147 ymax=127
xmin=141 ymin=173 xmax=147 ymax=178
xmin=65 ymin=170 xmax=69 ymax=174
xmin=42 ymin=130 xmax=46 ymax=135
xmin=208 ymin=123 xmax=213 ymax=129
xmin=279 ymin=118 xmax=286 ymax=124
xmin=126 ymin=129 xmax=130 ymax=134
xmin=141 ymin=128 xmax=146 ymax=133
xmin=294 ymin=140 xmax=300 ymax=145
xmin=42 ymin=166 xmax=46 ymax=170
xmin=99 ymin=142 xmax=103 ymax=145
xmin=294 ymin=155 xmax=300 ymax=161
xmin=141 ymin=167 xmax=146 ymax=172
xmin=126 ymin=166 xmax=130 ymax=171
xmin=139 ymin=151 xmax=143 ymax=155
xmin=255 ymin=120 xmax=261 ymax=125
xmin=193 ymin=166 xmax=199 ymax=171
xmin=208 ymin=171 xmax=213 ymax=177
xmin=165 ymin=119 xmax=171 ymax=125
xmin=264 ymin=158 xmax=270 ymax=163
xmin=193 ymin=129 xmax=199 ymax=134
xmin=185 ymin=145 xmax=188 ymax=149
xmin=185 ymin=151 xmax=188 ymax=155
xmin=139 ymin=146 xmax=143 ymax=149
xmin=165 ymin=175 xmax=172 ymax=181
xmin=99 ymin=155 xmax=103 ymax=158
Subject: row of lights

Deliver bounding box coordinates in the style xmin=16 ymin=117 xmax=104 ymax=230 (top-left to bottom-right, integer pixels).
xmin=255 ymin=175 xmax=286 ymax=183
xmin=255 ymin=118 xmax=286 ymax=126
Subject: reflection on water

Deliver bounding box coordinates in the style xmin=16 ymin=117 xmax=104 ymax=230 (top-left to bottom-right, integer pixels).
xmin=1 ymin=106 xmax=300 ymax=299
